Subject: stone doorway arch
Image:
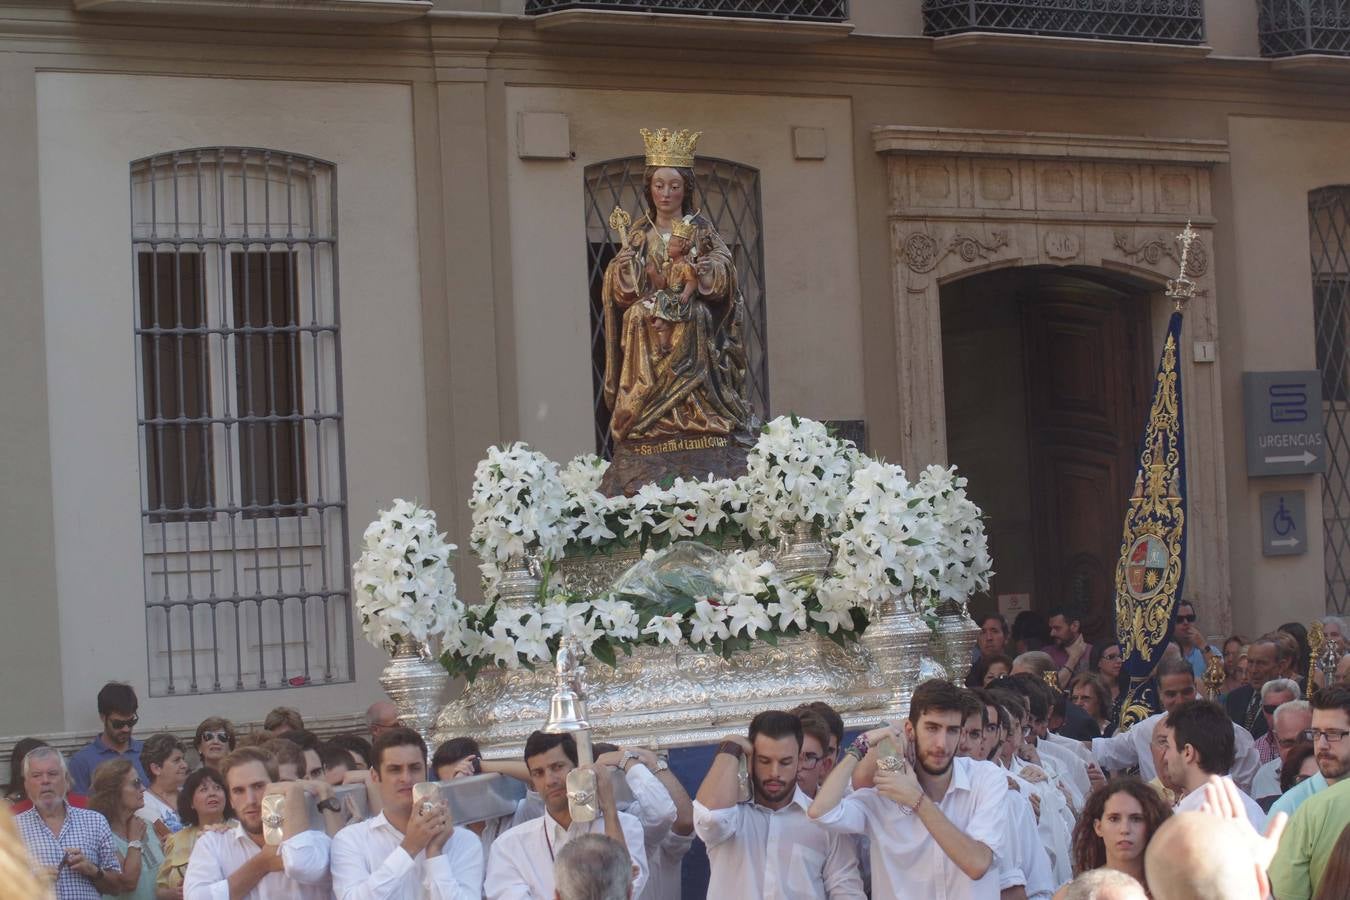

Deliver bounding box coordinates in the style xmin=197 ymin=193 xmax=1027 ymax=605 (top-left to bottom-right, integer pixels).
xmin=874 ymin=126 xmax=1232 ymax=633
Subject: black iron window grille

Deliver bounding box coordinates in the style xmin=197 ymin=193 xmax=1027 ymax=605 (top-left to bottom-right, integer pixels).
xmin=922 ymin=0 xmax=1206 ymax=45
xmin=1312 ymin=185 xmax=1350 ymax=618
xmin=526 ymin=0 xmax=848 ymax=21
xmin=584 ymin=156 xmax=769 ymax=459
xmin=1259 ymin=0 xmax=1350 ymax=58
xmin=131 ymin=148 xmax=353 ymax=696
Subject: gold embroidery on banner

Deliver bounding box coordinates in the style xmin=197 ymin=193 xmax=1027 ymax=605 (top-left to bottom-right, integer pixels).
xmin=1113 ymin=331 xmax=1186 ymax=731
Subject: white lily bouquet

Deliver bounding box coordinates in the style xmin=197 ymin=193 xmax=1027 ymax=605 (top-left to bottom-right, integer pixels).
xmin=353 ymin=499 xmax=463 ymax=651
xmin=358 ymin=416 xmax=992 ymax=679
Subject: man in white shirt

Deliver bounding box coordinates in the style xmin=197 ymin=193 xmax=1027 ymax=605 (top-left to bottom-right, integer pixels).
xmin=594 ymin=744 xmax=691 ymax=900
xmin=960 ymin=689 xmax=1054 ymax=900
xmin=1161 ymin=699 xmax=1266 ymax=830
xmin=1088 ymin=656 xmax=1258 ymax=791
xmin=484 ymin=731 xmax=647 ymax=900
xmin=331 ymin=726 xmax=482 ymax=899
xmin=810 ymin=679 xmax=1009 ymax=899
xmin=694 ymin=710 xmax=864 ymax=899
xmin=184 ymin=746 xmax=333 ymax=900
xmin=1251 ymin=700 xmax=1312 ymax=803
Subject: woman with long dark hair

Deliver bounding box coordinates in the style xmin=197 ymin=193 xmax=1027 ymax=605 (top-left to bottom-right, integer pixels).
xmin=157 ymin=766 xmax=231 ymax=892
xmin=1090 ymin=641 xmax=1125 ymax=712
xmin=1070 ymin=777 xmax=1173 ymax=891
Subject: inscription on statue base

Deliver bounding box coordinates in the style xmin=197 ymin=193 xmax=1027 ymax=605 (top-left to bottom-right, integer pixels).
xmin=600 ymin=434 xmax=751 ymax=497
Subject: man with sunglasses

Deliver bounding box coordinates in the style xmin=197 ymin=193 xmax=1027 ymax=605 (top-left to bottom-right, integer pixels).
xmin=1250 ymin=679 xmax=1300 ymax=766
xmin=1173 ymin=601 xmax=1220 ymax=681
xmin=68 ymin=682 xmax=148 ymax=795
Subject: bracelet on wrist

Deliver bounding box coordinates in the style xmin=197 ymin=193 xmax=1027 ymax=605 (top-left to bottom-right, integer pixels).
xmin=716 ymin=740 xmax=744 ymax=760
xmin=848 ymin=735 xmax=871 ymax=759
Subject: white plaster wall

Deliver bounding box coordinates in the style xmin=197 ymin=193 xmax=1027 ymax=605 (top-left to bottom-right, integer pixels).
xmin=1225 ymin=115 xmax=1350 ymax=637
xmin=35 ymin=73 xmax=427 ymax=733
xmin=504 ymin=87 xmax=865 ymax=461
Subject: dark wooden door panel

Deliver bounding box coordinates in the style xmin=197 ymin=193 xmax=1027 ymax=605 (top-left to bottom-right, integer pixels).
xmin=1023 ymin=283 xmax=1151 ymax=643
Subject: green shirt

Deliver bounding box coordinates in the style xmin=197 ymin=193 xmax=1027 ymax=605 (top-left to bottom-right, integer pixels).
xmin=1269 ymin=776 xmax=1350 ymax=900
xmin=101 ymin=828 xmax=164 ymax=900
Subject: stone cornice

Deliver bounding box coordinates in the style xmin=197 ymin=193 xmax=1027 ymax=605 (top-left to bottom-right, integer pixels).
xmin=872 ymin=126 xmax=1230 ymax=166
xmin=73 ymin=0 xmax=432 ymax=22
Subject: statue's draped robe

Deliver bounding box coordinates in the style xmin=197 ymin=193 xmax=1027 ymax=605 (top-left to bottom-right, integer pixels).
xmin=601 ymin=212 xmax=751 ymax=442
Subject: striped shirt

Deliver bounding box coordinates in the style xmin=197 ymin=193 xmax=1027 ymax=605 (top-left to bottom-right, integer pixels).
xmin=16 ymin=803 xmax=122 ymax=900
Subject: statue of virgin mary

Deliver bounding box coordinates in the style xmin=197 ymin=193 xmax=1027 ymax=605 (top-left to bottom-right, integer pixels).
xmin=599 ymin=128 xmax=754 ymax=493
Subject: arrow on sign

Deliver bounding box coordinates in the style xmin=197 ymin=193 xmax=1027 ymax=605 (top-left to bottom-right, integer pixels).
xmin=1271 ymin=537 xmax=1301 ymax=548
xmin=1264 ymin=451 xmax=1318 ymax=466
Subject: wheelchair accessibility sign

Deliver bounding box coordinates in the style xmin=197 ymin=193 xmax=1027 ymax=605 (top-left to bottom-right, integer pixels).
xmin=1260 ymin=491 xmax=1307 ymax=557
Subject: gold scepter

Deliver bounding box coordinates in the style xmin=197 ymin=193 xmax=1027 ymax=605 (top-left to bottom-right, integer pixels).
xmin=608 ymin=207 xmax=632 ymax=248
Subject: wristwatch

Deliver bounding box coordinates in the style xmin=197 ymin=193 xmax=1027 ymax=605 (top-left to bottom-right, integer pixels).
xmin=622 ymin=751 xmax=642 ymax=771
xmin=653 ymin=757 xmax=670 ymax=774
xmin=316 ymin=797 xmax=342 ymax=813
xmin=126 ymin=840 xmax=144 ymax=852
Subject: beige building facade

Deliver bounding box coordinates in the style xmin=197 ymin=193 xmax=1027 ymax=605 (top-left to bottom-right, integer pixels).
xmin=3 ymin=0 xmax=1348 ymax=737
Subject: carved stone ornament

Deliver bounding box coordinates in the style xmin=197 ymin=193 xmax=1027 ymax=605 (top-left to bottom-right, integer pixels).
xmin=902 ymin=229 xmax=1009 ymax=274
xmin=1043 ymin=230 xmax=1080 ymax=261
xmin=1113 ymin=230 xmax=1208 ymax=278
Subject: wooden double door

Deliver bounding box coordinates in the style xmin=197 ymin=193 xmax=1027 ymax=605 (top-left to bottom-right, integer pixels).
xmin=1020 ymin=277 xmax=1154 ymax=643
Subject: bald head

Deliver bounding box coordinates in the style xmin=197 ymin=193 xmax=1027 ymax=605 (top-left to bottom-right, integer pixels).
xmin=1060 ymin=869 xmax=1147 ymax=900
xmin=1145 ymin=813 xmax=1266 ymax=900
xmin=366 ymin=701 xmax=400 ymax=738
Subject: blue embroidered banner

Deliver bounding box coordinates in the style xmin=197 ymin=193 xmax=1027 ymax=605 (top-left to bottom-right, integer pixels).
xmin=1113 ymin=310 xmax=1187 ymax=731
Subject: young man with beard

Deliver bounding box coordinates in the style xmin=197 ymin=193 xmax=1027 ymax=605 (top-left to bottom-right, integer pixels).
xmin=484 ymin=731 xmax=646 ymax=900
xmin=809 ymin=679 xmax=1009 ymax=899
xmin=330 ymin=726 xmax=482 ymax=899
xmin=694 ymin=710 xmax=864 ymax=899
xmin=183 ymin=746 xmax=334 ymax=899
xmin=1269 ymin=686 xmax=1350 ymax=818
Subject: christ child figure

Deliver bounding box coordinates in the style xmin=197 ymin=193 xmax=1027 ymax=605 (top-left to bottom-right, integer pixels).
xmin=648 ymin=218 xmax=699 ymax=356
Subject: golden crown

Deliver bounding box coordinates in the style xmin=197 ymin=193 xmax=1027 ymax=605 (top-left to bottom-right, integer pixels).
xmin=641 ymin=128 xmax=701 ymax=169
xmin=669 ymin=218 xmax=696 ymax=241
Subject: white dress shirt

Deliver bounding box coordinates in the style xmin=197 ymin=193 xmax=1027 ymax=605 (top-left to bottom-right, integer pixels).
xmin=814 ymin=756 xmax=1008 ymax=900
xmin=183 ymin=822 xmax=331 ymax=900
xmin=623 ymin=763 xmax=678 ymax=850
xmin=484 ymin=808 xmax=648 ymax=900
xmin=694 ymin=787 xmax=865 ymax=900
xmin=1008 ymin=757 xmax=1073 ymax=887
xmin=997 ymin=779 xmax=1054 ymax=900
xmin=1090 ymin=712 xmax=1259 ymax=792
xmin=330 ymin=810 xmax=483 ymax=900
xmin=1252 ymin=756 xmax=1283 ymax=801
xmin=1174 ymin=775 xmax=1267 ymax=831
xmin=645 ymin=829 xmax=695 ymax=900
xmin=1035 ymin=740 xmax=1088 ymax=809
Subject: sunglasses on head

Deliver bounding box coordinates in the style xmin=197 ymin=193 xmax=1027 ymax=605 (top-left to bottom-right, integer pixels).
xmin=108 ymin=716 xmax=138 ymax=730
xmin=1175 ymin=614 xmax=1197 ymax=624
xmin=199 ymin=731 xmax=231 ymax=744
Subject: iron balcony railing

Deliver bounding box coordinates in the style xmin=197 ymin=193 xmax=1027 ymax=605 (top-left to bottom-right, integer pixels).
xmin=923 ymin=0 xmax=1206 ymax=45
xmin=1259 ymin=0 xmax=1350 ymax=58
xmin=524 ymin=0 xmax=849 ymax=22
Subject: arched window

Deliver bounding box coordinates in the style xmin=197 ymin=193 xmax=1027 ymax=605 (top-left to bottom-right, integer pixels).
xmin=583 ymin=156 xmax=769 ymax=457
xmin=131 ymin=148 xmax=352 ymax=695
xmin=1312 ymin=185 xmax=1350 ymax=616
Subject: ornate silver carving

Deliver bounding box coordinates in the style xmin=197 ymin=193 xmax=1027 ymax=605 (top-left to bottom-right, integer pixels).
xmin=495 ymin=555 xmax=543 ymax=612
xmin=857 ymin=596 xmax=931 ymax=720
xmin=774 ymin=521 xmax=832 ymax=580
xmin=379 ymin=639 xmax=450 ymax=744
xmin=933 ymin=607 xmax=980 ymax=685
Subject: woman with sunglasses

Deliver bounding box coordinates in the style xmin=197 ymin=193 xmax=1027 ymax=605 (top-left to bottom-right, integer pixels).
xmin=87 ymin=759 xmax=164 ymax=899
xmin=1068 ymin=777 xmax=1172 ymax=894
xmin=157 ymin=767 xmax=231 ymax=894
xmin=1090 ymin=642 xmax=1125 ymax=714
xmin=192 ymin=718 xmax=235 ymax=771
